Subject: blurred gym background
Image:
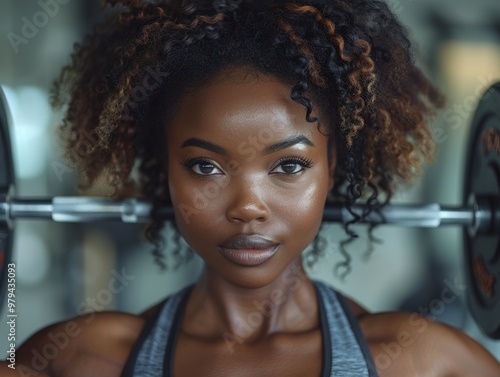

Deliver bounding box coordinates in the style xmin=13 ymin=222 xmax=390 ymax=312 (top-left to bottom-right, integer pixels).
xmin=1 ymin=0 xmax=499 ymax=359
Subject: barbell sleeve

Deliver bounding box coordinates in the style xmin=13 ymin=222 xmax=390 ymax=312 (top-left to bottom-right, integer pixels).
xmin=9 ymin=198 xmax=155 ymax=223
xmin=1 ymin=196 xmax=480 ymax=227
xmin=330 ymin=203 xmax=475 ymax=227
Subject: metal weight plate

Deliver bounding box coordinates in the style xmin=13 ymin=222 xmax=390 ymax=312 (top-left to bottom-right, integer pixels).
xmin=463 ymin=83 xmax=500 ymax=339
xmin=0 ymin=86 xmax=15 ymax=313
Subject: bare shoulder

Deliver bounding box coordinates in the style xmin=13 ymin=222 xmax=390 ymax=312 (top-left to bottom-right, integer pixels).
xmin=1 ymin=311 xmax=145 ymax=377
xmin=356 ymin=308 xmax=500 ymax=377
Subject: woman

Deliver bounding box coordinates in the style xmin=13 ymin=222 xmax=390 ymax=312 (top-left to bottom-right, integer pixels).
xmin=2 ymin=0 xmax=500 ymax=376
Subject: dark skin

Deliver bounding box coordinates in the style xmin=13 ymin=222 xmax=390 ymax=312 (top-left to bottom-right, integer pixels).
xmin=1 ymin=66 xmax=500 ymax=377
xmin=166 ymin=67 xmax=333 ymax=377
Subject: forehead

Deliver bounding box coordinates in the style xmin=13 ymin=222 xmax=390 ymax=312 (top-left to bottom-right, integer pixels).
xmin=165 ymin=67 xmax=321 ymax=142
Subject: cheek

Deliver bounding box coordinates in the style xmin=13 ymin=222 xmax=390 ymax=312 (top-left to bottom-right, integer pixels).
xmin=275 ymin=176 xmax=328 ymax=233
xmin=256 ymin=159 xmax=330 ymax=247
xmin=167 ymin=163 xmax=225 ymax=242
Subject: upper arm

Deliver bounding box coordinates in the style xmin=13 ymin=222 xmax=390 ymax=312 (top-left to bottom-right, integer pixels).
xmin=362 ymin=311 xmax=500 ymax=376
xmin=434 ymin=323 xmax=500 ymax=377
xmin=405 ymin=317 xmax=500 ymax=376
xmin=0 ymin=319 xmax=81 ymax=377
xmin=1 ymin=312 xmax=144 ymax=377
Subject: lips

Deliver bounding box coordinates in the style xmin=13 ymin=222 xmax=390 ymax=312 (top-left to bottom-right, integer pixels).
xmin=218 ymin=235 xmax=280 ymax=266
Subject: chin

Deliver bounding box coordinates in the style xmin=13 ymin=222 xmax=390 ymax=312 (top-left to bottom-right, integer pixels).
xmin=203 ymin=254 xmax=304 ymax=291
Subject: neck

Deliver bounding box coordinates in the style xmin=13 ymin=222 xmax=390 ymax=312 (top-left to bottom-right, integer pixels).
xmin=182 ymin=257 xmax=319 ymax=345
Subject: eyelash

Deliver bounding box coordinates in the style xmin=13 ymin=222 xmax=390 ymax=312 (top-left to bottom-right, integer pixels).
xmin=272 ymin=156 xmax=313 ymax=175
xmin=181 ymin=156 xmax=314 ymax=176
xmin=181 ymin=157 xmax=222 ymax=176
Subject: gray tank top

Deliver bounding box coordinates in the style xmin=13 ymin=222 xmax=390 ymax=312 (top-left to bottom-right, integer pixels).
xmin=120 ymin=280 xmax=378 ymax=376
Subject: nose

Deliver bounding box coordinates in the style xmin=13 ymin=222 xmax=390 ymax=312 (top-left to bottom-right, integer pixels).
xmin=225 ymin=182 xmax=270 ymax=223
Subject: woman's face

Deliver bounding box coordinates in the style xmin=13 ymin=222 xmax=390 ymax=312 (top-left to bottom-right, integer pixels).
xmin=166 ymin=67 xmax=335 ymax=289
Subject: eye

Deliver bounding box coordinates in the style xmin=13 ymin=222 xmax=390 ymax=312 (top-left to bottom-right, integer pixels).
xmin=181 ymin=157 xmax=224 ymax=176
xmin=271 ymin=157 xmax=313 ymax=175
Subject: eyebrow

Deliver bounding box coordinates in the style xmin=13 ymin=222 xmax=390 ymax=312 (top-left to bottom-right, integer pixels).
xmin=181 ymin=138 xmax=226 ymax=154
xmin=263 ymin=135 xmax=315 ymax=154
xmin=181 ymin=135 xmax=315 ymax=155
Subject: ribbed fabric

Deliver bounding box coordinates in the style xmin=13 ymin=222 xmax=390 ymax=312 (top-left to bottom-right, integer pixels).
xmin=314 ymin=281 xmax=378 ymax=376
xmin=120 ymin=280 xmax=378 ymax=377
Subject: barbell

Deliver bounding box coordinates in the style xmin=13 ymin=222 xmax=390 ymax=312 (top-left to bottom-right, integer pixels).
xmin=0 ymin=84 xmax=499 ymax=338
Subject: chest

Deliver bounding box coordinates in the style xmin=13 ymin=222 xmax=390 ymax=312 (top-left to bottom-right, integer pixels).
xmin=172 ymin=330 xmax=324 ymax=377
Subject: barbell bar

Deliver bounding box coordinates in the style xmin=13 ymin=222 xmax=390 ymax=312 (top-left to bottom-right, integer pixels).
xmin=0 ymin=83 xmax=499 ymax=339
xmin=0 ymin=195 xmax=491 ymax=229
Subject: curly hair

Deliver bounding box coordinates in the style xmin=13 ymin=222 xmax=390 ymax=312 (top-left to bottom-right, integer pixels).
xmin=51 ymin=0 xmax=444 ymax=272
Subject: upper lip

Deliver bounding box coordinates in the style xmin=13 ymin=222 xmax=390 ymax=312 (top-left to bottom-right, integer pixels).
xmin=219 ymin=235 xmax=278 ymax=250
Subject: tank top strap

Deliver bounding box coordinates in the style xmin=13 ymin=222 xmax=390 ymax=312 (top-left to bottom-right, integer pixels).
xmin=123 ymin=281 xmax=378 ymax=377
xmin=120 ymin=284 xmax=193 ymax=377
xmin=313 ymin=279 xmax=379 ymax=377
